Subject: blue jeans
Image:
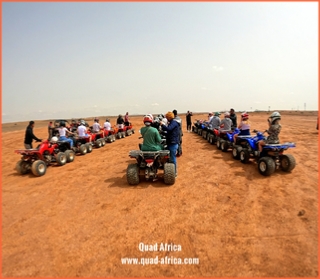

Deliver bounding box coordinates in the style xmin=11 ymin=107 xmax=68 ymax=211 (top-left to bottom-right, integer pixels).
xmin=59 ymin=136 xmax=74 ymax=148
xmin=167 ymin=143 xmax=178 ymax=174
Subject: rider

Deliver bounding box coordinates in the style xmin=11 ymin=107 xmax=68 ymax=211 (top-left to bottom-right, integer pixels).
xmin=233 ymin=112 xmax=251 ymax=144
xmin=208 ymin=112 xmax=221 ymax=129
xmin=77 ymin=120 xmax=92 ymax=143
xmin=258 ymin=111 xmax=282 ymax=152
xmin=92 ymin=118 xmax=105 ymax=137
xmin=140 ymin=115 xmax=163 ymax=151
xmin=58 ymin=121 xmax=75 ymax=148
xmin=219 ymin=112 xmax=232 ymax=132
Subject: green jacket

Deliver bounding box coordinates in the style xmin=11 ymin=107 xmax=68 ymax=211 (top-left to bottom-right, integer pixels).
xmin=140 ymin=126 xmax=163 ymax=151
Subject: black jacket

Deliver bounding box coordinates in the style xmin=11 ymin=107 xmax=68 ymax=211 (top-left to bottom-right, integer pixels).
xmin=230 ymin=113 xmax=237 ymax=128
xmin=24 ymin=125 xmax=41 ymax=144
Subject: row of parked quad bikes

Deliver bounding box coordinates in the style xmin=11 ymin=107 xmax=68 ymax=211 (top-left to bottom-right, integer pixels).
xmin=192 ymin=120 xmax=296 ymax=176
xmin=15 ymin=123 xmax=135 ymax=177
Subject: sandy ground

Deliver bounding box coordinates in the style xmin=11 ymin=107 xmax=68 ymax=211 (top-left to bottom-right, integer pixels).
xmin=1 ymin=111 xmax=319 ymax=277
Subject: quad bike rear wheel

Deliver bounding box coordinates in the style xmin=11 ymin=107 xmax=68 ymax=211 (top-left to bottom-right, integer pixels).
xmin=164 ymin=163 xmax=176 ymax=185
xmin=65 ymin=150 xmax=75 ymax=163
xmin=16 ymin=160 xmax=31 ymax=175
xmin=258 ymin=156 xmax=276 ymax=176
xmin=117 ymin=132 xmax=122 ymax=139
xmin=31 ymin=160 xmax=47 ymax=177
xmin=80 ymin=144 xmax=87 ymax=155
xmin=85 ymin=143 xmax=93 ymax=153
xmin=240 ymin=149 xmax=250 ymax=163
xmin=101 ymin=138 xmax=106 ymax=146
xmin=280 ymin=154 xmax=296 ymax=172
xmin=95 ymin=139 xmax=102 ymax=148
xmin=216 ymin=139 xmax=222 ymax=150
xmin=127 ymin=164 xmax=140 ymax=185
xmin=56 ymin=152 xmax=67 ymax=166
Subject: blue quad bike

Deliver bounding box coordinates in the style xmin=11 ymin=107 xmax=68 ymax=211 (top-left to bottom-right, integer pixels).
xmin=238 ymin=130 xmax=296 ymax=176
xmin=216 ymin=128 xmax=242 ymax=151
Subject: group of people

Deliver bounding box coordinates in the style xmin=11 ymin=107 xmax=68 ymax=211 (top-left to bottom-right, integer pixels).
xmin=24 ymin=112 xmax=132 ymax=150
xmin=200 ymin=108 xmax=282 ymax=154
xmin=24 ymin=109 xmax=282 ymax=172
xmin=140 ymin=109 xmax=182 ymax=178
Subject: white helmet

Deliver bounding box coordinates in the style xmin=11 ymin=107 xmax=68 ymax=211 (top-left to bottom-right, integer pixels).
xmin=80 ymin=120 xmax=86 ymax=126
xmin=51 ymin=136 xmax=58 ymax=143
xmin=224 ymin=112 xmax=230 ymax=117
xmin=270 ymin=111 xmax=281 ymax=122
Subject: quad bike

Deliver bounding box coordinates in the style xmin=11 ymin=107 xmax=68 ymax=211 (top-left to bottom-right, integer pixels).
xmin=207 ymin=128 xmax=220 ymax=144
xmin=124 ymin=123 xmax=135 ymax=136
xmin=70 ymin=135 xmax=93 ymax=155
xmin=238 ymin=130 xmax=296 ymax=176
xmin=15 ymin=139 xmax=75 ymax=177
xmin=215 ymin=128 xmax=241 ymax=151
xmin=127 ymin=149 xmax=175 ymax=185
xmin=87 ymin=129 xmax=106 ymax=148
xmin=104 ymin=129 xmax=117 ymax=143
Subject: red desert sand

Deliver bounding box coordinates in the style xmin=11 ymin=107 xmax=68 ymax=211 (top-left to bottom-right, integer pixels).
xmin=1 ymin=111 xmax=318 ymax=277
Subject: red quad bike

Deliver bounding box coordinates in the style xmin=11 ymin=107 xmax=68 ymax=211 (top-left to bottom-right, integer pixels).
xmin=88 ymin=129 xmax=106 ymax=148
xmin=15 ymin=140 xmax=75 ymax=177
xmin=124 ymin=123 xmax=135 ymax=136
xmin=71 ymin=136 xmax=93 ymax=155
xmin=116 ymin=124 xmax=127 ymax=139
xmin=104 ymin=129 xmax=117 ymax=143
xmin=127 ymin=150 xmax=175 ymax=185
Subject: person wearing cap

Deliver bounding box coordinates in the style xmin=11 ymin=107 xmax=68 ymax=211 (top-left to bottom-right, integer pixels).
xmin=173 ymin=109 xmax=183 ymax=155
xmin=220 ymin=112 xmax=232 ymax=132
xmin=24 ymin=121 xmax=42 ymax=149
xmin=208 ymin=112 xmax=221 ymax=129
xmin=229 ymin=108 xmax=237 ymax=128
xmin=160 ymin=112 xmax=180 ymax=177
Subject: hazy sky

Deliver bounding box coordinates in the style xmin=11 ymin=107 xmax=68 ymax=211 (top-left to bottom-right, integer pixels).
xmin=2 ymin=2 xmax=318 ymax=123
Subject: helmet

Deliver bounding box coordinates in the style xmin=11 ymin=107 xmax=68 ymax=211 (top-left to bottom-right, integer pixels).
xmin=158 ymin=114 xmax=164 ymax=121
xmin=214 ymin=112 xmax=221 ymax=116
xmin=143 ymin=115 xmax=153 ymax=124
xmin=80 ymin=120 xmax=86 ymax=126
xmin=51 ymin=136 xmax=58 ymax=143
xmin=60 ymin=121 xmax=66 ymax=127
xmin=241 ymin=112 xmax=249 ymax=119
xmin=94 ymin=118 xmax=99 ymax=122
xmin=146 ymin=114 xmax=154 ymax=121
xmin=105 ymin=118 xmax=110 ymax=122
xmin=224 ymin=112 xmax=230 ymax=117
xmin=270 ymin=111 xmax=281 ymax=122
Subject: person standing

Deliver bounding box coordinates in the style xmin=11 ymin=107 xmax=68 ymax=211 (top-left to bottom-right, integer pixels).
xmin=124 ymin=112 xmax=130 ymax=126
xmin=186 ymin=111 xmax=193 ymax=132
xmin=47 ymin=121 xmax=53 ymax=140
xmin=160 ymin=112 xmax=180 ymax=177
xmin=229 ymin=108 xmax=237 ymax=129
xmin=24 ymin=121 xmax=42 ymax=149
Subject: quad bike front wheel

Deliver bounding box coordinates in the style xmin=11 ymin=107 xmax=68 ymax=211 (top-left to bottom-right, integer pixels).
xmin=280 ymin=154 xmax=296 ymax=172
xmin=232 ymin=146 xmax=242 ymax=160
xmin=16 ymin=160 xmax=31 ymax=175
xmin=258 ymin=156 xmax=276 ymax=176
xmin=127 ymin=164 xmax=140 ymax=185
xmin=56 ymin=152 xmax=67 ymax=166
xmin=65 ymin=150 xmax=75 ymax=163
xmin=221 ymin=141 xmax=229 ymax=152
xmin=164 ymin=163 xmax=176 ymax=185
xmin=31 ymin=160 xmax=47 ymax=177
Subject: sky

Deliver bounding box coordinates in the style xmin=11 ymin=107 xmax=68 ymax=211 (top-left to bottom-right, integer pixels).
xmin=2 ymin=2 xmax=318 ymax=123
